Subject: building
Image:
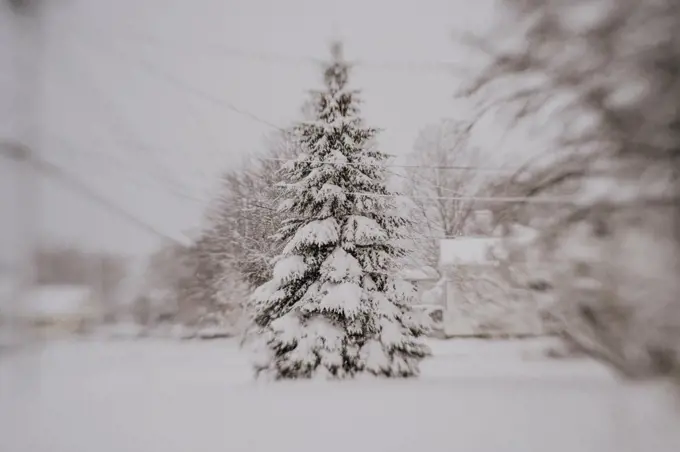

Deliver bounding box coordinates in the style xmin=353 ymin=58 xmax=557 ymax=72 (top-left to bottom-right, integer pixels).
xmin=20 ymin=285 xmax=101 ymax=337
xmin=439 ymin=236 xmax=501 ymax=268
xmin=438 ymin=237 xmax=544 ymax=338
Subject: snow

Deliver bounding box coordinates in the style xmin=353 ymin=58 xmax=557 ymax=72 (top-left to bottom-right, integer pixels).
xmin=269 ymin=313 xmax=303 ymax=345
xmin=342 ymin=215 xmax=387 ymax=245
xmin=377 ymin=317 xmax=408 ymax=346
xmin=359 ymin=338 xmax=391 ymax=372
xmin=506 ymin=223 xmax=540 ymax=245
xmin=272 ymin=255 xmax=308 ymax=283
xmin=316 ymin=183 xmax=346 ymax=203
xmin=94 ymin=322 xmax=146 ymax=339
xmin=1 ymin=337 xmax=677 ymax=452
xmin=439 ymin=237 xmax=502 ymax=267
xmin=257 ymin=313 xmax=346 ymax=379
xmin=282 ymin=218 xmax=340 ymax=254
xmin=293 ymin=317 xmax=344 ymax=374
xmin=318 ymin=282 xmax=363 ymax=317
xmin=320 ymin=247 xmax=362 ymax=282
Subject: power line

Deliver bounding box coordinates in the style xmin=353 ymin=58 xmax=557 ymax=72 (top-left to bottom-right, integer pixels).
xmin=261 ymin=156 xmax=516 ymax=174
xmin=46 ymin=133 xmax=208 ymax=205
xmin=353 ymin=58 xmax=466 ymax=74
xmin=36 ymin=50 xmax=565 ymax=206
xmin=1 ymin=144 xmax=189 ymax=245
xmin=386 ymin=167 xmax=489 ymax=199
xmin=44 ymin=20 xmax=563 ymax=208
xmin=49 ymin=42 xmax=259 ymax=209
xmin=61 ymin=25 xmax=288 ymax=133
xmin=74 ymin=16 xmax=323 ymax=67
xmin=61 ymin=16 xmax=467 ymax=75
xmin=344 ymin=191 xmax=576 ymax=204
xmin=47 ymin=50 xmax=213 ymax=204
xmin=117 ymin=55 xmax=286 ymax=132
xmin=37 ymin=158 xmax=189 ymax=244
xmin=36 ymin=158 xmax=190 ymax=244
xmin=1 ymin=146 xmax=566 ymax=247
xmin=61 ymin=21 xmax=477 ymax=162
xmin=53 ymin=50 xmax=222 ymax=199
xmin=54 ymin=45 xmax=509 ymax=195
xmin=56 ymin=16 xmax=478 ymax=178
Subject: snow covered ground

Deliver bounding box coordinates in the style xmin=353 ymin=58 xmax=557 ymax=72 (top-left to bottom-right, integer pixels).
xmin=0 ymin=337 xmax=677 ymax=452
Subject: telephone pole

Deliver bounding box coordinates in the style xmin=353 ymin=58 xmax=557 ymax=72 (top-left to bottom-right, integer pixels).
xmin=3 ymin=0 xmax=43 ymax=349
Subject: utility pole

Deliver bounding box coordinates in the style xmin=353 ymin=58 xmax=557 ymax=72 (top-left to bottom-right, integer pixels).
xmin=4 ymin=0 xmax=43 ymax=350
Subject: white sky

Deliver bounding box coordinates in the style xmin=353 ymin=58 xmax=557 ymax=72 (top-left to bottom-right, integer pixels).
xmin=1 ymin=0 xmax=507 ymax=260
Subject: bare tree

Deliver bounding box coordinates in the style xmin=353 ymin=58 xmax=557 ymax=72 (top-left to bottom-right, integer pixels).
xmin=465 ymin=0 xmax=680 ymax=380
xmin=207 ymin=130 xmax=299 ymax=287
xmin=403 ymin=119 xmax=491 ymax=268
xmin=133 ymin=240 xmax=194 ymax=325
xmin=171 ymin=130 xmax=300 ymax=331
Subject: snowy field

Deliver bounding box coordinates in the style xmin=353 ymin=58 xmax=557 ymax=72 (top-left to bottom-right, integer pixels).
xmin=1 ymin=337 xmax=677 ymax=452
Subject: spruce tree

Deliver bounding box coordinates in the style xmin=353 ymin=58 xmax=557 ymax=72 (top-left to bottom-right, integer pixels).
xmin=250 ymin=43 xmax=430 ymax=379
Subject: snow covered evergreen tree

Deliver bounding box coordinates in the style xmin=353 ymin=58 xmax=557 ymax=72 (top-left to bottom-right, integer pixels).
xmin=250 ymin=43 xmax=430 ymax=379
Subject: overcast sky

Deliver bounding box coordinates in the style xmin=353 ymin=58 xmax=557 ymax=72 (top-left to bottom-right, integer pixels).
xmin=1 ymin=0 xmax=508 ymax=261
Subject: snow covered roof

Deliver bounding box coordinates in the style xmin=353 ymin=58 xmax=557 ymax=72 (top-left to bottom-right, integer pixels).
xmin=439 ymin=237 xmax=501 ymax=267
xmin=21 ymin=285 xmax=93 ymax=317
xmin=507 ymin=224 xmax=540 ymax=245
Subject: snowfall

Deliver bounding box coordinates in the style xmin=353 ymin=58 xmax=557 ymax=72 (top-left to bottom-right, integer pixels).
xmin=1 ymin=337 xmax=678 ymax=452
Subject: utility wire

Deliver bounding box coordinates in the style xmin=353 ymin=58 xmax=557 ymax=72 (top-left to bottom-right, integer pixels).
xmin=34 ymin=51 xmax=559 ymax=205
xmin=40 ymin=161 xmax=187 ymax=243
xmin=36 ymin=158 xmax=189 ymax=244
xmin=60 ymin=25 xmax=288 ymax=133
xmin=60 ymin=22 xmax=483 ymax=171
xmin=46 ymin=133 xmax=208 ymax=205
xmin=261 ymin=156 xmax=516 ymax=174
xmin=119 ymin=57 xmax=286 ymax=132
xmin=1 ymin=143 xmax=188 ymax=245
xmin=60 ymin=16 xmax=467 ymax=75
xmin=54 ymin=48 xmax=221 ymax=198
xmin=47 ymin=20 xmax=562 ymax=208
xmin=353 ymin=58 xmax=466 ymax=74
xmin=344 ymin=191 xmax=575 ymax=204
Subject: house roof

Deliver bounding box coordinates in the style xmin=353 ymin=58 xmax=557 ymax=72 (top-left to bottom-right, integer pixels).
xmin=439 ymin=237 xmax=501 ymax=267
xmin=509 ymin=225 xmax=541 ymax=247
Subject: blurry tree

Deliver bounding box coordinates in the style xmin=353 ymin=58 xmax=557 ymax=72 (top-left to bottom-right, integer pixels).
xmin=133 ymin=240 xmax=194 ymax=326
xmin=465 ymin=0 xmax=680 ymax=381
xmin=170 ymin=130 xmax=299 ymax=332
xmin=206 ymin=130 xmax=299 ymax=287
